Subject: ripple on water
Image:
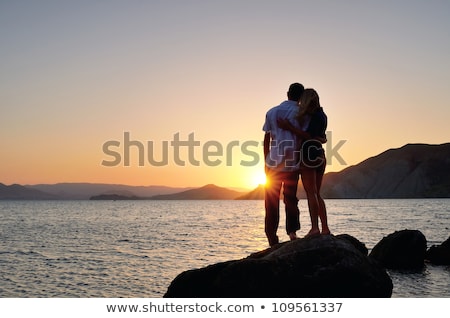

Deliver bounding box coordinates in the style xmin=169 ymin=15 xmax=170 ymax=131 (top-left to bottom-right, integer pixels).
xmin=0 ymin=199 xmax=449 ymax=297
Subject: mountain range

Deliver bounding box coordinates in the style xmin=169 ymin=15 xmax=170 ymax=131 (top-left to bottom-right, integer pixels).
xmin=0 ymin=183 xmax=57 ymax=200
xmin=318 ymin=143 xmax=450 ymax=198
xmin=26 ymin=183 xmax=195 ymax=200
xmin=148 ymin=184 xmax=243 ymax=200
xmin=1 ymin=143 xmax=449 ymax=200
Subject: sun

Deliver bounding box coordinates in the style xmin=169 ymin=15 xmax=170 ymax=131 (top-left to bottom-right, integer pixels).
xmin=251 ymin=171 xmax=267 ymax=188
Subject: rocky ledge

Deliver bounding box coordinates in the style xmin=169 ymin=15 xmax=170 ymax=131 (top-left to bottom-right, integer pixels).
xmin=164 ymin=234 xmax=393 ymax=298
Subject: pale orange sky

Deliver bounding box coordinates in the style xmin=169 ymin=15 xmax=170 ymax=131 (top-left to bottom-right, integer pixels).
xmin=1 ymin=1 xmax=450 ymax=189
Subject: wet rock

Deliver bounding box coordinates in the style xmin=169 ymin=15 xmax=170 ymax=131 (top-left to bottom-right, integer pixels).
xmin=369 ymin=229 xmax=427 ymax=270
xmin=425 ymin=236 xmax=450 ymax=265
xmin=164 ymin=234 xmax=392 ymax=298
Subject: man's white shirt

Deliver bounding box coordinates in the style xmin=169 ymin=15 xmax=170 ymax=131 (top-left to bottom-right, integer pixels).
xmin=262 ymin=100 xmax=304 ymax=172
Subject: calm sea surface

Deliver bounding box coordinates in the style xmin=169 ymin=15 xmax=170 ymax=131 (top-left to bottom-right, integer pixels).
xmin=0 ymin=199 xmax=449 ymax=298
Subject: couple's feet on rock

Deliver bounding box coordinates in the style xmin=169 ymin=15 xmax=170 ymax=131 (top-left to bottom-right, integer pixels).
xmin=268 ymin=233 xmax=297 ymax=247
xmin=304 ymin=228 xmax=321 ymax=238
xmin=269 ymin=229 xmax=331 ymax=246
xmin=289 ymin=229 xmax=331 ymax=241
xmin=304 ymin=227 xmax=331 ymax=238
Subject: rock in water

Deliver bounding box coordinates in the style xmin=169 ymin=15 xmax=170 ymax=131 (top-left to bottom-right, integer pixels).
xmin=425 ymin=236 xmax=450 ymax=265
xmin=164 ymin=235 xmax=392 ymax=298
xmin=369 ymin=229 xmax=427 ymax=270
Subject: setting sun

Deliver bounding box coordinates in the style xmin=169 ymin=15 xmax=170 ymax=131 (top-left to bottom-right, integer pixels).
xmin=251 ymin=171 xmax=267 ymax=188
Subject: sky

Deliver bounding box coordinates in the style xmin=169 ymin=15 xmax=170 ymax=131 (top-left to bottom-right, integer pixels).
xmin=1 ymin=0 xmax=450 ymax=190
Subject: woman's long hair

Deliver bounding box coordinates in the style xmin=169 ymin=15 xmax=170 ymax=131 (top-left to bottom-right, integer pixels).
xmin=297 ymin=88 xmax=321 ymax=125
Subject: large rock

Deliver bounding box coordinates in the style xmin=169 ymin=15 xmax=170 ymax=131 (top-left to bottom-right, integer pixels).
xmin=335 ymin=233 xmax=369 ymax=255
xmin=164 ymin=235 xmax=392 ymax=298
xmin=369 ymin=229 xmax=427 ymax=270
xmin=425 ymin=236 xmax=450 ymax=265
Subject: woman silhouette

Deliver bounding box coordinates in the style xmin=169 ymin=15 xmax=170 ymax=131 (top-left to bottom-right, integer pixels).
xmin=278 ymin=88 xmax=330 ymax=237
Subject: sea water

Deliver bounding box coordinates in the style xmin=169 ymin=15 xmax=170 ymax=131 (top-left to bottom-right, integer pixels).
xmin=0 ymin=199 xmax=448 ymax=298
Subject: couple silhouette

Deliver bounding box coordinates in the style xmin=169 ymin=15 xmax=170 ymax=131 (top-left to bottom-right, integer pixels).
xmin=262 ymin=83 xmax=330 ymax=246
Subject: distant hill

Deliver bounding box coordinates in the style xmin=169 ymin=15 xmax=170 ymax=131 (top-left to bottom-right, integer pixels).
xmin=89 ymin=194 xmax=142 ymax=200
xmin=235 ymin=184 xmax=265 ymax=200
xmin=0 ymin=182 xmax=242 ymax=200
xmin=150 ymin=184 xmax=244 ymax=200
xmin=317 ymin=143 xmax=450 ymax=198
xmin=26 ymin=183 xmax=193 ymax=200
xmin=0 ymin=183 xmax=57 ymax=200
xmin=3 ymin=143 xmax=449 ymax=200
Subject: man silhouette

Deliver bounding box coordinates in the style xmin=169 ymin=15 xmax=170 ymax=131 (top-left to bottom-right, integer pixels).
xmin=262 ymin=83 xmax=304 ymax=246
